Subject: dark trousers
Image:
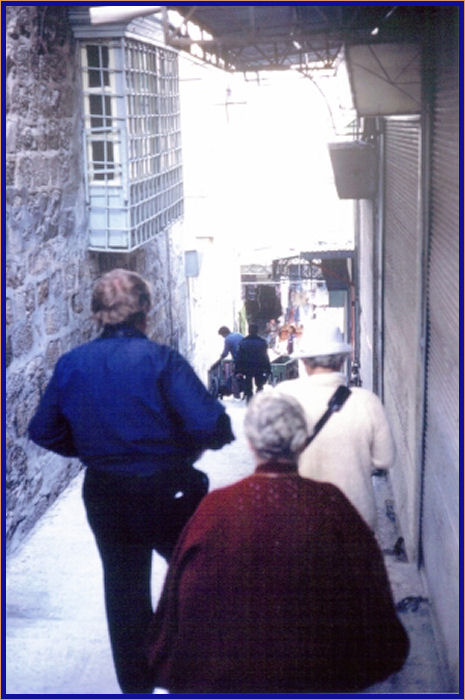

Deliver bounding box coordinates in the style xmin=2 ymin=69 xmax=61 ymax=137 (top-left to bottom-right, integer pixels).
xmin=243 ymin=372 xmax=268 ymax=401
xmin=83 ymin=466 xmax=205 ymax=693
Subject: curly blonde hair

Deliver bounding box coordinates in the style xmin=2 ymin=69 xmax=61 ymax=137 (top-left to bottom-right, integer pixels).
xmin=244 ymin=391 xmax=309 ymax=461
xmin=91 ymin=269 xmax=151 ymax=327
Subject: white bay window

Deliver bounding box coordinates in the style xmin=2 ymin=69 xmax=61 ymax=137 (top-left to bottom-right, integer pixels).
xmin=72 ymin=10 xmax=183 ymax=251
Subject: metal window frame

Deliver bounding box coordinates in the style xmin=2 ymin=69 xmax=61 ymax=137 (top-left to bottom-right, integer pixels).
xmin=79 ymin=35 xmax=183 ymax=252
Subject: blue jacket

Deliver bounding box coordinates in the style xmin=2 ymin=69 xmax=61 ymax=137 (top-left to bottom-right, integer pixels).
xmin=29 ymin=324 xmax=234 ymax=475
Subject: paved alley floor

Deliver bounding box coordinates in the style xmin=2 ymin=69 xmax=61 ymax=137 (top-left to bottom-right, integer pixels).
xmin=5 ymin=398 xmax=451 ymax=696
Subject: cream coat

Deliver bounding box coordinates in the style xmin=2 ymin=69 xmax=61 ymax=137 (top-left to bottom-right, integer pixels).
xmin=275 ymin=371 xmax=394 ymax=530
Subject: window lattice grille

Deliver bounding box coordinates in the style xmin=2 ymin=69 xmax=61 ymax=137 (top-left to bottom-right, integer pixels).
xmin=82 ymin=38 xmax=183 ymax=251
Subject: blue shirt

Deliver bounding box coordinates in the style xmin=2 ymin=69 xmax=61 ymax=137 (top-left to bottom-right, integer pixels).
xmin=29 ymin=324 xmax=234 ymax=475
xmin=220 ymin=332 xmax=244 ymax=361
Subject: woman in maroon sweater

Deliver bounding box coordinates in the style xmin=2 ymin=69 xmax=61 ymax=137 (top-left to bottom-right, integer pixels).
xmin=147 ymin=392 xmax=409 ymax=693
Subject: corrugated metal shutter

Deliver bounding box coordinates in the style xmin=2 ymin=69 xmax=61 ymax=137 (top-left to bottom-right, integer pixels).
xmin=421 ymin=41 xmax=459 ymax=683
xmin=382 ymin=118 xmax=422 ymax=554
xmin=425 ymin=61 xmax=460 ymax=476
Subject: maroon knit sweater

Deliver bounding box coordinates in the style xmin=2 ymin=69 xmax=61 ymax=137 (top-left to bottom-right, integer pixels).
xmin=147 ymin=469 xmax=409 ymax=693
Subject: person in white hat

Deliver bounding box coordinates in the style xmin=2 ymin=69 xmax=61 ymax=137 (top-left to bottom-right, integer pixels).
xmin=274 ymin=322 xmax=394 ymax=531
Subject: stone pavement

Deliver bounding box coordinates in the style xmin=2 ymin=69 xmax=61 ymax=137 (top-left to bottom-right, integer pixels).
xmin=5 ymin=398 xmax=451 ymax=695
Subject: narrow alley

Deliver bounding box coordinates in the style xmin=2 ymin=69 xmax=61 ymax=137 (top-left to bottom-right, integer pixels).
xmin=5 ymin=397 xmax=450 ymax=696
xmin=5 ymin=6 xmax=460 ymax=694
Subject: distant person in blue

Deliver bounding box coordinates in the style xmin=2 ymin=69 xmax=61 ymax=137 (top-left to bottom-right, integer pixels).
xmin=217 ymin=325 xmax=244 ymax=361
xmin=28 ymin=268 xmax=234 ymax=695
xmin=212 ymin=326 xmax=244 ymax=398
xmin=235 ymin=323 xmax=271 ymax=402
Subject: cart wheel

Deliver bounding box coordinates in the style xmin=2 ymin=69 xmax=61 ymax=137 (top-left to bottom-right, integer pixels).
xmin=209 ymin=377 xmax=219 ymax=399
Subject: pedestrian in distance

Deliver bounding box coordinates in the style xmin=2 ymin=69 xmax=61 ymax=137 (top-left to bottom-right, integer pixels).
xmin=235 ymin=323 xmax=271 ymax=402
xmin=271 ymin=324 xmax=291 ymax=358
xmin=265 ymin=317 xmax=278 ymax=348
xmin=217 ymin=325 xmax=244 ymax=362
xmin=275 ymin=321 xmax=394 ymax=531
xmin=28 ymin=268 xmax=235 ymax=695
xmin=146 ymin=392 xmax=409 ymax=693
xmin=287 ymin=322 xmax=297 ymax=354
xmin=210 ymin=325 xmax=244 ymax=398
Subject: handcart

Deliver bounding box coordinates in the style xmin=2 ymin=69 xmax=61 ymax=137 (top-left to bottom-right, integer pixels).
xmin=208 ymin=359 xmax=237 ymax=399
xmin=269 ymin=355 xmax=299 ymax=386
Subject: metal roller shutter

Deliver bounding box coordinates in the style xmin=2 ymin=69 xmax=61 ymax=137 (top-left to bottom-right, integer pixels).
xmin=382 ymin=118 xmax=423 ymax=555
xmin=421 ymin=44 xmax=459 ymax=683
xmin=425 ymin=62 xmax=460 ymax=475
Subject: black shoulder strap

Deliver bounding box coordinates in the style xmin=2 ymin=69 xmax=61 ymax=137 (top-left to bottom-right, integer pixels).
xmin=304 ymin=385 xmax=351 ymax=448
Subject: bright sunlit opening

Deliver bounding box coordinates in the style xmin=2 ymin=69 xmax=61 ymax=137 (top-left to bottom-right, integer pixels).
xmin=180 ymin=56 xmax=355 ymax=266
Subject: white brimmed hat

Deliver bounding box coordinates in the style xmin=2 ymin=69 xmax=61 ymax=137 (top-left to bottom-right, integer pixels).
xmin=293 ymin=322 xmax=352 ymax=359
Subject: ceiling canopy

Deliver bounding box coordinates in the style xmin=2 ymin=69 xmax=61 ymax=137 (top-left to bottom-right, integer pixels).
xmin=164 ymin=5 xmax=435 ymax=73
xmin=87 ymin=5 xmax=449 ymax=120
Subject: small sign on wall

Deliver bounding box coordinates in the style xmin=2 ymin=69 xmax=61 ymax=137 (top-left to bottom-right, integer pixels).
xmin=185 ymin=250 xmax=200 ymax=277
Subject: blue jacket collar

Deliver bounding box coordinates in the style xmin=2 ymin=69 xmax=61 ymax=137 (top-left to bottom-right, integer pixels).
xmin=101 ymin=323 xmax=147 ymax=339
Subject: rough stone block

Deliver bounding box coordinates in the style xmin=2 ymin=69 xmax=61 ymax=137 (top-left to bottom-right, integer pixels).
xmin=71 ymin=291 xmax=84 ymax=314
xmin=24 ymin=285 xmax=35 ymax=315
xmin=18 ymin=126 xmax=37 ymax=151
xmin=5 ymin=158 xmax=16 ymax=186
xmin=7 ymin=5 xmax=34 ymax=40
xmin=45 ymin=338 xmax=63 ymax=369
xmin=45 ymin=305 xmax=62 ymax=335
xmin=61 ymin=302 xmax=70 ymax=327
xmin=47 ymin=188 xmax=62 ymax=214
xmin=6 ymin=116 xmax=18 ymax=152
xmin=59 ymin=85 xmax=76 ymax=118
xmin=5 ymin=336 xmax=13 ymax=368
xmin=37 ymin=278 xmax=49 ymax=305
xmin=49 ymin=269 xmax=63 ymax=298
xmin=15 ymin=155 xmax=32 ymax=188
xmin=44 ymin=221 xmax=58 ymax=241
xmin=6 ymin=260 xmax=26 ymax=289
xmin=27 ymin=190 xmax=48 ymax=220
xmin=11 ymin=320 xmax=34 ymax=359
xmin=6 ymin=443 xmax=27 ymax=490
xmin=64 ymin=262 xmax=77 ymax=293
xmin=15 ymin=86 xmax=31 ymax=119
xmin=5 ymin=297 xmax=13 ymax=325
xmin=61 ymin=209 xmax=75 ymax=238
xmin=6 ymin=369 xmax=25 ymax=403
xmin=47 ymin=120 xmax=61 ymax=151
xmin=29 ymin=246 xmax=53 ymax=276
xmin=26 ymin=355 xmax=46 ymax=388
xmin=36 ymin=153 xmax=51 ymax=188
xmin=57 ymin=152 xmax=71 ymax=186
xmin=82 ymin=319 xmax=96 ymax=343
xmin=59 ymin=119 xmax=74 ymax=150
xmin=15 ymin=384 xmax=40 ymax=437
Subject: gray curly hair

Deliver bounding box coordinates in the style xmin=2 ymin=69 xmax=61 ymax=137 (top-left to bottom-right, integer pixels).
xmin=91 ymin=268 xmax=151 ymax=327
xmin=303 ymin=353 xmax=348 ymax=371
xmin=244 ymin=391 xmax=309 ymax=461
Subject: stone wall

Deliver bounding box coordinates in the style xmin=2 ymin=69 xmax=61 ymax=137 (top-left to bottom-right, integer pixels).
xmin=5 ymin=5 xmax=94 ymax=552
xmin=5 ymin=6 xmax=188 ymax=553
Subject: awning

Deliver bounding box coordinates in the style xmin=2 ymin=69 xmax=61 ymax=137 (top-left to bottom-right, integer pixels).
xmin=88 ymin=5 xmax=436 ymax=74
xmin=346 ymin=43 xmax=421 ymax=115
xmin=300 ymin=249 xmax=354 ymax=290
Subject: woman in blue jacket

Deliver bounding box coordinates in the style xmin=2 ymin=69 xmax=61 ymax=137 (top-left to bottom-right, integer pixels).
xmin=29 ymin=268 xmax=234 ymax=694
